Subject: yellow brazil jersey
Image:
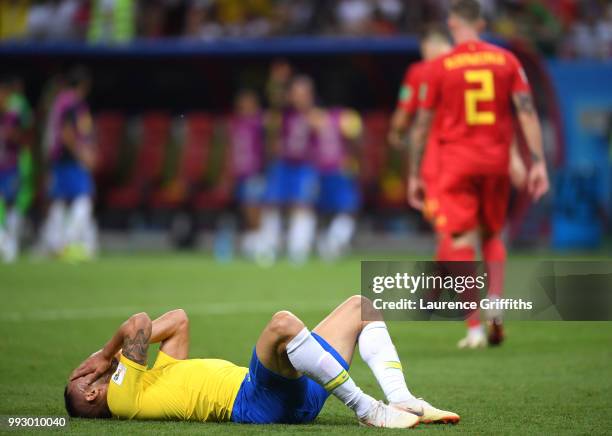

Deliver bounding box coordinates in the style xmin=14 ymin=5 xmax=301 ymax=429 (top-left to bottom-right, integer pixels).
xmin=107 ymin=351 xmax=248 ymax=422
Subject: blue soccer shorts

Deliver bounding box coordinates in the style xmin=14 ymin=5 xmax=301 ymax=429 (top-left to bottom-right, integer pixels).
xmin=263 ymin=160 xmax=318 ymax=206
xmin=49 ymin=161 xmax=93 ymax=200
xmin=0 ymin=168 xmax=19 ymax=203
xmin=235 ymin=175 xmax=266 ymax=206
xmin=231 ymin=333 xmax=350 ymax=424
xmin=317 ymin=171 xmax=360 ymax=214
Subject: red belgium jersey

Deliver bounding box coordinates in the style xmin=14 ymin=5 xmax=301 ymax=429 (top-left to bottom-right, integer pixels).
xmin=397 ymin=61 xmax=427 ymax=116
xmin=396 ymin=60 xmax=440 ymax=184
xmin=420 ymin=40 xmax=530 ymax=175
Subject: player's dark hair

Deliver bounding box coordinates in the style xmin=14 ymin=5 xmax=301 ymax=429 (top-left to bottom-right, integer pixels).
xmin=420 ymin=24 xmax=451 ymax=45
xmin=450 ymin=0 xmax=483 ymax=22
xmin=63 ymin=384 xmax=112 ymax=419
xmin=64 ymin=385 xmax=78 ymax=417
xmin=66 ymin=66 xmax=91 ymax=88
xmin=290 ymin=75 xmax=315 ymax=91
xmin=235 ymin=88 xmax=259 ymax=101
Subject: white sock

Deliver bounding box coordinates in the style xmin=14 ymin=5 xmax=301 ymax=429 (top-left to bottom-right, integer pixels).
xmin=359 ymin=321 xmax=414 ymax=404
xmin=286 ymin=327 xmax=374 ymax=419
xmin=287 ymin=209 xmax=316 ymax=263
xmin=321 ymin=213 xmax=355 ymax=259
xmin=65 ymin=196 xmax=92 ymax=246
xmin=0 ymin=227 xmax=6 ymax=262
xmin=326 ymin=213 xmax=355 ymax=255
xmin=83 ymin=215 xmax=98 ymax=256
xmin=40 ymin=200 xmax=66 ymax=252
xmin=3 ymin=208 xmax=22 ymax=261
xmin=259 ymin=208 xmax=281 ymax=255
xmin=468 ymin=324 xmax=485 ymax=337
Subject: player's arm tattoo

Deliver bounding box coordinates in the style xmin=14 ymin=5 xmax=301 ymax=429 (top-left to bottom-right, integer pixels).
xmin=409 ymin=109 xmax=433 ymax=175
xmin=122 ymin=328 xmax=150 ymax=365
xmin=514 ymin=92 xmax=536 ymax=116
xmin=513 ymin=92 xmax=544 ymax=163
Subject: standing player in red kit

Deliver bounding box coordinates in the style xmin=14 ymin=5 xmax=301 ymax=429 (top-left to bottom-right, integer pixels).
xmin=408 ymin=0 xmax=549 ymax=348
xmin=388 ymin=29 xmax=452 ymax=227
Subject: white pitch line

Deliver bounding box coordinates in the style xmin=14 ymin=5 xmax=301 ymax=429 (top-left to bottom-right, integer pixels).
xmin=0 ymin=300 xmax=339 ymax=323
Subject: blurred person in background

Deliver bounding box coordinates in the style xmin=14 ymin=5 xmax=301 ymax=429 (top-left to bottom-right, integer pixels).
xmin=312 ymin=107 xmax=363 ymax=261
xmin=255 ymin=59 xmax=291 ymax=263
xmin=388 ymin=28 xmax=452 ymax=150
xmin=0 ymin=0 xmax=30 ymax=40
xmin=183 ymin=0 xmax=224 ymax=40
xmin=258 ymin=76 xmax=318 ymax=264
xmin=88 ymin=0 xmax=135 ymax=44
xmin=26 ymin=0 xmax=83 ymax=40
xmin=0 ymin=76 xmax=31 ymax=263
xmin=38 ymin=67 xmax=98 ymax=262
xmin=409 ymin=0 xmax=549 ymax=349
xmin=388 ymin=27 xmax=452 ymax=255
xmin=227 ymin=89 xmax=266 ymax=259
xmin=335 ymin=0 xmax=374 ymax=36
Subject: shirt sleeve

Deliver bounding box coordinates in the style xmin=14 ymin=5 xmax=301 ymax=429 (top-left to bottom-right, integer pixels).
xmin=107 ymin=355 xmax=146 ymax=419
xmin=152 ymin=350 xmax=179 ymax=369
xmin=509 ymin=54 xmax=531 ymax=94
xmin=397 ymin=67 xmax=418 ymax=114
xmin=419 ymin=61 xmax=442 ymax=110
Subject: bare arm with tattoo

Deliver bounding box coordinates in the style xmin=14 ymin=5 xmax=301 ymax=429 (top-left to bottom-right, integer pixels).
xmin=70 ymin=312 xmax=152 ymax=384
xmin=513 ymin=92 xmax=549 ymax=201
xmin=406 ymin=108 xmax=434 ymax=210
xmin=69 ymin=310 xmax=190 ymax=384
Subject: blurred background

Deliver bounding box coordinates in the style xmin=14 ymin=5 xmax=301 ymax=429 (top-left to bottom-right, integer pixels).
xmin=0 ymin=0 xmax=610 ymax=262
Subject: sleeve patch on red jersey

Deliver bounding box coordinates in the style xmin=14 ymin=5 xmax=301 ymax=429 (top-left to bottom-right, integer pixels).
xmin=399 ymin=85 xmax=412 ymax=102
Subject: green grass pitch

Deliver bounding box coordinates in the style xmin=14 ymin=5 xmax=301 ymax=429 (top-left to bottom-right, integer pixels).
xmin=1 ymin=254 xmax=611 ymax=435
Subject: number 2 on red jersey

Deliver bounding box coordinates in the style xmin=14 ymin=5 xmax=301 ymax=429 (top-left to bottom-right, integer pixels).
xmin=464 ymin=69 xmax=495 ymax=126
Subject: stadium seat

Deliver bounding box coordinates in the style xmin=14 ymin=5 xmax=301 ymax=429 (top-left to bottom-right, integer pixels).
xmin=190 ymin=115 xmax=232 ymax=211
xmin=106 ymin=112 xmax=171 ymax=209
xmin=361 ymin=111 xmax=389 ymax=185
xmin=94 ymin=112 xmax=126 ymax=179
xmin=149 ymin=113 xmax=215 ymax=209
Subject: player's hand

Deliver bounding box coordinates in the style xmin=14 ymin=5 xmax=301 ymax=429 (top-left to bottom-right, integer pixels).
xmin=527 ymin=161 xmax=549 ymax=202
xmin=407 ymin=176 xmax=425 ymax=210
xmin=69 ymin=350 xmax=112 ymax=384
xmin=387 ymin=129 xmax=403 ymax=150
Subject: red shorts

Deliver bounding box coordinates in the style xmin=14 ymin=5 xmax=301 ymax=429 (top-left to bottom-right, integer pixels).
xmin=435 ymin=172 xmax=510 ymax=234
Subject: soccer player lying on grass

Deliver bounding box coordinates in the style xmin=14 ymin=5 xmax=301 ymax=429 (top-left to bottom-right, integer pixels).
xmin=65 ymin=296 xmax=459 ymax=428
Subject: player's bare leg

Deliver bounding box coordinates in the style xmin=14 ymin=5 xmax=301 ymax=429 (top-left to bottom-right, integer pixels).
xmin=287 ymin=205 xmax=316 ymax=264
xmin=314 ymin=296 xmax=459 ymax=424
xmin=240 ymin=204 xmax=261 ymax=259
xmin=255 ymin=205 xmax=281 ymax=265
xmin=438 ymin=229 xmax=487 ymax=349
xmin=254 ymin=302 xmax=420 ymax=428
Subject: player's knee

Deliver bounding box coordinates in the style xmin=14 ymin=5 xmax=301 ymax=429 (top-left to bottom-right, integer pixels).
xmin=268 ymin=311 xmax=304 ymax=339
xmin=172 ymin=309 xmax=189 ymax=331
xmin=345 ymin=294 xmax=369 ymax=312
xmin=452 ymin=230 xmax=479 ymax=248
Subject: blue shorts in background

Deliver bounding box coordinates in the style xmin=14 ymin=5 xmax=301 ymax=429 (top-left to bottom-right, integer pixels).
xmin=263 ymin=160 xmax=318 ymax=206
xmin=317 ymin=171 xmax=360 ymax=214
xmin=0 ymin=168 xmax=19 ymax=203
xmin=231 ymin=333 xmax=349 ymax=424
xmin=235 ymin=175 xmax=266 ymax=205
xmin=49 ymin=161 xmax=93 ymax=200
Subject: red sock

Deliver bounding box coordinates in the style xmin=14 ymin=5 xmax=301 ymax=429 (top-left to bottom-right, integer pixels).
xmin=482 ymin=236 xmax=506 ymax=298
xmin=435 ymin=236 xmax=479 ymax=327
